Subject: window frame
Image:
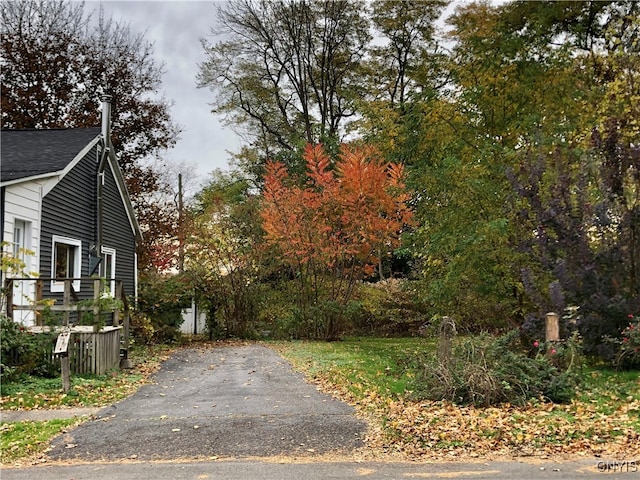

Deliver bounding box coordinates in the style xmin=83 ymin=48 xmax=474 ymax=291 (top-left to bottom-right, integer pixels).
xmin=12 ymin=219 xmax=33 ymax=261
xmin=13 ymin=220 xmax=25 ymax=260
xmin=101 ymin=246 xmax=116 ymax=296
xmin=51 ymin=235 xmax=82 ymax=293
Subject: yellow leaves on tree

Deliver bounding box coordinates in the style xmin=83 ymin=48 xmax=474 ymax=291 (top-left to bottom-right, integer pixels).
xmin=261 ymin=143 xmax=413 ymax=279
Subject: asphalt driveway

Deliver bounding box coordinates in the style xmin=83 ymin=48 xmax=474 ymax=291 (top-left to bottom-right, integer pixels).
xmin=47 ymin=344 xmax=366 ymax=461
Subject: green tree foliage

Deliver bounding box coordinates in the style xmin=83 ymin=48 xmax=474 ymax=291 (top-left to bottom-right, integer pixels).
xmin=135 ymin=271 xmax=192 ymax=344
xmin=186 ymin=169 xmax=264 ymax=338
xmin=367 ymin=0 xmax=447 ymax=109
xmin=393 ymin=1 xmax=639 ymax=339
xmin=399 ymin=1 xmax=580 ymax=329
xmin=352 ymin=0 xmax=449 ymax=163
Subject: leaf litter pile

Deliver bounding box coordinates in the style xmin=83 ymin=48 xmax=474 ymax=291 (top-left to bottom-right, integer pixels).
xmin=368 ymin=396 xmax=640 ymax=460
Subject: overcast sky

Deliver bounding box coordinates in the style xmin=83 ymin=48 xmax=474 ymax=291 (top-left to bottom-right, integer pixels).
xmin=87 ymin=0 xmax=240 ymax=189
xmin=86 ymin=0 xmax=481 ymax=191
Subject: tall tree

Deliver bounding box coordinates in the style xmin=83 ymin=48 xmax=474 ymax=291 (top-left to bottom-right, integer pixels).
xmin=1 ymin=0 xmax=181 ymax=271
xmin=501 ymin=0 xmax=640 ymax=354
xmin=1 ymin=0 xmax=86 ymax=128
xmin=396 ymin=0 xmax=593 ymax=330
xmin=186 ymin=169 xmax=263 ymax=337
xmin=1 ymin=0 xmax=180 ymax=171
xmin=367 ymin=0 xmax=447 ymax=107
xmin=198 ymin=0 xmax=370 ymax=172
xmin=355 ymin=0 xmax=449 ymax=159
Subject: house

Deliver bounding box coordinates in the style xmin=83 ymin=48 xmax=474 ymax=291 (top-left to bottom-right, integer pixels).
xmin=1 ymin=96 xmax=142 ymax=326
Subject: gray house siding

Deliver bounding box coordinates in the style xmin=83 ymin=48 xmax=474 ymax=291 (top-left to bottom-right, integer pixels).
xmin=102 ymin=162 xmax=136 ymax=297
xmin=3 ymin=123 xmax=141 ymax=326
xmin=40 ymin=146 xmax=98 ymax=301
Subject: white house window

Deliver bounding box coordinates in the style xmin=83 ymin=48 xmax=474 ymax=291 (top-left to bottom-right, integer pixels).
xmin=11 ymin=219 xmax=35 ymax=325
xmin=101 ymin=246 xmax=116 ymax=296
xmin=13 ymin=219 xmax=31 ymax=263
xmin=51 ymin=236 xmax=82 ymax=293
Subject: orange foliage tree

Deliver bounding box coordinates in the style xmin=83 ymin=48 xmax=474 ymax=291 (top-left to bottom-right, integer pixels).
xmin=261 ymin=143 xmax=413 ymax=339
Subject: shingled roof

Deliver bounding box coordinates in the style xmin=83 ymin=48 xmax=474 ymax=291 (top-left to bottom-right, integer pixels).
xmin=1 ymin=128 xmax=101 ymax=183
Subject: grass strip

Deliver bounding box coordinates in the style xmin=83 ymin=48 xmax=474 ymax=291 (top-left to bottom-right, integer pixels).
xmin=0 ymin=419 xmax=79 ymax=464
xmin=0 ymin=344 xmax=173 ymax=410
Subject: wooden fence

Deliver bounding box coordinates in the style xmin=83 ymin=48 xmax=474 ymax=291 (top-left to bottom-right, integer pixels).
xmin=27 ymin=325 xmax=122 ymax=375
xmin=4 ymin=277 xmax=130 ymax=375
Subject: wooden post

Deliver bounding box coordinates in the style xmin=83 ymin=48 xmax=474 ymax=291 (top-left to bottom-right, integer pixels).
xmin=36 ymin=280 xmax=43 ymax=326
xmin=178 ymin=172 xmax=184 ymax=273
xmin=61 ymin=355 xmax=71 ymax=393
xmin=114 ymin=281 xmax=123 ymax=327
xmin=5 ymin=279 xmax=13 ymax=319
xmin=438 ymin=316 xmax=456 ymax=366
xmin=120 ymin=289 xmax=132 ymax=369
xmin=36 ymin=279 xmax=43 ymax=302
xmin=545 ymin=312 xmax=560 ymax=342
xmin=55 ymin=329 xmax=71 ymax=393
xmin=93 ymin=278 xmax=101 ymax=331
xmin=63 ymin=280 xmax=71 ymax=326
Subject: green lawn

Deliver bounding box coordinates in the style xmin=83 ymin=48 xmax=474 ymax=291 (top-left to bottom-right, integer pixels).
xmin=271 ymin=337 xmax=435 ymax=399
xmin=0 ymin=344 xmax=172 ymax=410
xmin=0 ymin=419 xmax=79 ymax=464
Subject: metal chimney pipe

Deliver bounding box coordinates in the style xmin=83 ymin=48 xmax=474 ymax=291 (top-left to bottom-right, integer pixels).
xmin=101 ymin=94 xmax=112 ymax=143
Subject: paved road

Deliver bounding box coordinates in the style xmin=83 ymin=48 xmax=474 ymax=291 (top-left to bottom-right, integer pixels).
xmin=45 ymin=344 xmax=366 ymax=461
xmin=1 ymin=458 xmax=632 ymax=480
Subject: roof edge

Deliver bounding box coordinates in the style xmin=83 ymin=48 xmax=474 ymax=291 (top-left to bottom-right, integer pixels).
xmin=0 ymin=134 xmax=102 ymax=189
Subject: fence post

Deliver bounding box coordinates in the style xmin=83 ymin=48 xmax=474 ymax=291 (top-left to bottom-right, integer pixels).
xmin=63 ymin=280 xmax=71 ymax=326
xmin=93 ymin=278 xmax=101 ymax=330
xmin=55 ymin=328 xmax=72 ymax=393
xmin=36 ymin=280 xmax=43 ymax=325
xmin=5 ymin=279 xmax=13 ymax=319
xmin=119 ymin=288 xmax=132 ymax=369
xmin=114 ymin=281 xmax=123 ymax=327
xmin=438 ymin=316 xmax=456 ymax=366
xmin=545 ymin=312 xmax=560 ymax=342
xmin=60 ymin=355 xmax=71 ymax=393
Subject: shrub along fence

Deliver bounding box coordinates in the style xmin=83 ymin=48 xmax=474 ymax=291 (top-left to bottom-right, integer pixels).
xmin=3 ymin=277 xmax=130 ymax=378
